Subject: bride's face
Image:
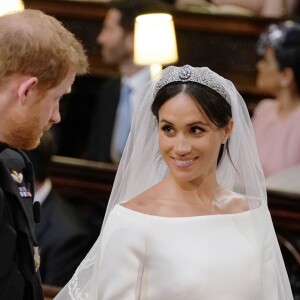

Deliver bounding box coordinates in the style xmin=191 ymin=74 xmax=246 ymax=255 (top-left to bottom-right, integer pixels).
xmin=158 ymin=92 xmax=231 ymax=184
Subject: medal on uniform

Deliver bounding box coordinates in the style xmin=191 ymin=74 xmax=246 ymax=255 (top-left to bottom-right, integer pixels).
xmin=11 ymin=170 xmax=23 ymax=184
xmin=11 ymin=170 xmax=32 ymax=197
xmin=18 ymin=186 xmax=32 ymax=198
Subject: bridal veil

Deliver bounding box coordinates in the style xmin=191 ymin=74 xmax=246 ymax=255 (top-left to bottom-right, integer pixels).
xmin=55 ymin=65 xmax=293 ymax=300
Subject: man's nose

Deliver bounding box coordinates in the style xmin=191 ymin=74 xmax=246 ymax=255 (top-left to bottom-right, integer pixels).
xmin=50 ymin=107 xmax=61 ymax=124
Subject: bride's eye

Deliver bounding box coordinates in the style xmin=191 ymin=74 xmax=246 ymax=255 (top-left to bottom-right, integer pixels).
xmin=191 ymin=126 xmax=203 ymax=134
xmin=161 ymin=124 xmax=174 ymax=134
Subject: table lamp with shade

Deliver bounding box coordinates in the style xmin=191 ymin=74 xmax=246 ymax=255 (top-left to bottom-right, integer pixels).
xmin=0 ymin=0 xmax=24 ymax=16
xmin=134 ymin=13 xmax=178 ymax=79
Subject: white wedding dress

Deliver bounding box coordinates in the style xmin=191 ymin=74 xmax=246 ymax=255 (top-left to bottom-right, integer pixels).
xmin=96 ymin=203 xmax=278 ymax=300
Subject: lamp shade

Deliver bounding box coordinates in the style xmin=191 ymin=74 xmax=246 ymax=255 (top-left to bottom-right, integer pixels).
xmin=134 ymin=13 xmax=178 ymax=66
xmin=0 ymin=0 xmax=24 ymax=16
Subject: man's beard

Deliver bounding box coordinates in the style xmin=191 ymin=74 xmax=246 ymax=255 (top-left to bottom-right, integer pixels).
xmin=4 ymin=108 xmax=45 ymax=150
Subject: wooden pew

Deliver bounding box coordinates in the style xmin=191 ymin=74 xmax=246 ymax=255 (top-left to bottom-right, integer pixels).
xmin=49 ymin=156 xmax=117 ymax=233
xmin=267 ymin=189 xmax=300 ymax=281
xmin=49 ymin=155 xmax=117 ymax=202
xmin=268 ymin=189 xmax=300 ymax=231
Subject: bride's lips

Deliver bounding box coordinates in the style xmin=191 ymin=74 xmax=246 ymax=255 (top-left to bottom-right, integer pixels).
xmin=172 ymin=157 xmax=197 ymax=167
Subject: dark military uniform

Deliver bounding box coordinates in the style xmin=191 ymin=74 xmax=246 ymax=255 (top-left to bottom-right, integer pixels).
xmin=0 ymin=143 xmax=43 ymax=300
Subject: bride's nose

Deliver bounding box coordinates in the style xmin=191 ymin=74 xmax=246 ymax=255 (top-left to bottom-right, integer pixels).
xmin=174 ymin=134 xmax=192 ymax=155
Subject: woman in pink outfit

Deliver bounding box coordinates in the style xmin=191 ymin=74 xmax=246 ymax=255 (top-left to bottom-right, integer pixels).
xmin=211 ymin=0 xmax=284 ymax=17
xmin=252 ymin=21 xmax=300 ymax=177
xmin=175 ymin=0 xmax=299 ymax=18
xmin=211 ymin=0 xmax=297 ymax=17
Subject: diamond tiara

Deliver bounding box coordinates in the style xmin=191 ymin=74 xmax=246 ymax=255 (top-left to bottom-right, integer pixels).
xmin=154 ymin=65 xmax=230 ymax=103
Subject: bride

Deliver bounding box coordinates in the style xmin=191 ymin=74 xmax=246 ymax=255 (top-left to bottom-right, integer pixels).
xmin=55 ymin=65 xmax=293 ymax=299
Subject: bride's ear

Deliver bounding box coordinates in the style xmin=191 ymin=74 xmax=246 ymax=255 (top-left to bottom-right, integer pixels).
xmin=223 ymin=119 xmax=233 ymax=142
xmin=17 ymin=77 xmax=38 ymax=104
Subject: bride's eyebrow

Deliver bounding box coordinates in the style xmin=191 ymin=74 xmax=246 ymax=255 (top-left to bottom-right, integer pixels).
xmin=159 ymin=119 xmax=209 ymax=126
xmin=187 ymin=121 xmax=209 ymax=126
xmin=159 ymin=119 xmax=173 ymax=124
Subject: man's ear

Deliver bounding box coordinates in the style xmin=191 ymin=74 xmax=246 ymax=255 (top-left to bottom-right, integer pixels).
xmin=17 ymin=77 xmax=38 ymax=104
xmin=126 ymin=32 xmax=134 ymax=53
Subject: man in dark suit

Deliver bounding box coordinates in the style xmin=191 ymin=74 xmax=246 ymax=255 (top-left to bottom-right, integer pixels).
xmin=85 ymin=0 xmax=170 ymax=163
xmin=25 ymin=131 xmax=94 ymax=287
xmin=0 ymin=9 xmax=88 ymax=300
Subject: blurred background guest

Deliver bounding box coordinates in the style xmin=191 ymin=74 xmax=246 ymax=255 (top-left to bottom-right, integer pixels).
xmin=252 ymin=21 xmax=300 ymax=178
xmin=176 ymin=0 xmax=298 ymax=17
xmin=25 ymin=130 xmax=94 ymax=287
xmin=84 ymin=0 xmax=171 ymax=163
xmin=253 ymin=24 xmax=300 ymax=292
xmin=210 ymin=0 xmax=298 ymax=17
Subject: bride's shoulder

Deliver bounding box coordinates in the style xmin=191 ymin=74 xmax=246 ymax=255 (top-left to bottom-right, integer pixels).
xmin=217 ymin=190 xmax=251 ymax=214
xmin=121 ymin=185 xmax=160 ymax=214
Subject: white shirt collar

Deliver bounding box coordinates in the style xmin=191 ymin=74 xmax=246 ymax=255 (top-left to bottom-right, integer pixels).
xmin=122 ymin=66 xmax=150 ymax=91
xmin=122 ymin=66 xmax=151 ymax=113
xmin=34 ymin=178 xmax=52 ymax=205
